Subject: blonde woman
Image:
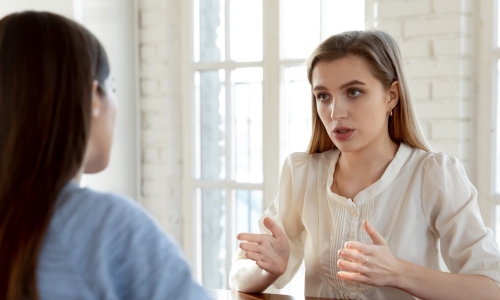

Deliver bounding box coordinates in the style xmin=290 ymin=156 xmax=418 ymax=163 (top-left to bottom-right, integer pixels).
xmin=229 ymin=30 xmax=500 ymax=300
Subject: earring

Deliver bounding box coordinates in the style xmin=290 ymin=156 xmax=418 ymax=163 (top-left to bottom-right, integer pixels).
xmin=390 ymin=108 xmax=393 ymax=117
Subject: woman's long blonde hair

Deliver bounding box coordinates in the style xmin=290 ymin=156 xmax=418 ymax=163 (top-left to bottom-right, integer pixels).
xmin=306 ymin=30 xmax=431 ymax=153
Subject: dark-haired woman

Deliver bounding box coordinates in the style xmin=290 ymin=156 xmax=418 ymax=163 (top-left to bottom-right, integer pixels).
xmin=0 ymin=11 xmax=211 ymax=300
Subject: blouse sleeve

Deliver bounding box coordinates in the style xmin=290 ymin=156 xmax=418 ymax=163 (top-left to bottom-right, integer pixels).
xmin=232 ymin=153 xmax=309 ymax=289
xmin=421 ymin=153 xmax=500 ymax=287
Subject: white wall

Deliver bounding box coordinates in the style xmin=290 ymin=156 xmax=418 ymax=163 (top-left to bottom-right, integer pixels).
xmin=0 ymin=0 xmax=73 ymax=19
xmin=374 ymin=0 xmax=487 ymax=221
xmin=137 ymin=0 xmax=184 ymax=242
xmin=76 ymin=0 xmax=141 ymax=201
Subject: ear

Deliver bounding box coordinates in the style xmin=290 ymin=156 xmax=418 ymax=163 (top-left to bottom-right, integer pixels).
xmin=91 ymin=80 xmax=102 ymax=118
xmin=388 ymin=81 xmax=399 ymax=109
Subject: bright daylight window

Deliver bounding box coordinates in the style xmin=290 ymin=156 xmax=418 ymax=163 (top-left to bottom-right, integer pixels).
xmin=189 ymin=0 xmax=364 ymax=293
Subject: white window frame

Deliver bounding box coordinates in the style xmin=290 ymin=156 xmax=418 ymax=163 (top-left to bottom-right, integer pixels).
xmin=180 ymin=0 xmax=372 ymax=288
xmin=180 ymin=0 xmax=281 ymax=286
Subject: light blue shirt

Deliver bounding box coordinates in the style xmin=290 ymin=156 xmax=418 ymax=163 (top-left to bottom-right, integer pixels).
xmin=37 ymin=183 xmax=212 ymax=300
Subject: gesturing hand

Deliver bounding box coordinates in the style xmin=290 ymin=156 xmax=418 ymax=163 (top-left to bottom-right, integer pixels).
xmin=337 ymin=220 xmax=403 ymax=287
xmin=237 ymin=217 xmax=290 ymax=276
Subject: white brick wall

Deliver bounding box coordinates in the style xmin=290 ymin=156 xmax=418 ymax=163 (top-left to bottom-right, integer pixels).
xmin=376 ymin=0 xmax=475 ymax=180
xmin=138 ymin=0 xmax=184 ymax=242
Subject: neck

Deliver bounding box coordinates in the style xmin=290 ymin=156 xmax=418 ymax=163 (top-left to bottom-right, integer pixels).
xmin=71 ymin=166 xmax=84 ymax=185
xmin=337 ymin=136 xmax=399 ymax=181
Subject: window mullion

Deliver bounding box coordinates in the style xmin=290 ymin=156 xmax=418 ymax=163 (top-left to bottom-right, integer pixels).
xmin=224 ymin=0 xmax=234 ymax=289
xmin=181 ymin=0 xmax=197 ymax=277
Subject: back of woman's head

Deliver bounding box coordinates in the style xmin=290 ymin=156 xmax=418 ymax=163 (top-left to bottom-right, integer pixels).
xmin=0 ymin=11 xmax=109 ymax=299
xmin=306 ymin=29 xmax=430 ymax=153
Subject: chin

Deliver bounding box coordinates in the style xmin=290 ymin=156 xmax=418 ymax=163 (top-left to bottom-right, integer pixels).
xmin=333 ymin=141 xmax=362 ymax=153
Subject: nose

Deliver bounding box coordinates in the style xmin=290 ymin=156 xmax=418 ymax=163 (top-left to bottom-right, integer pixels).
xmin=330 ymin=97 xmax=347 ymax=120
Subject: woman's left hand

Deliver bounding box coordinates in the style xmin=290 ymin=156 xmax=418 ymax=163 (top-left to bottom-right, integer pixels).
xmin=337 ymin=220 xmax=403 ymax=287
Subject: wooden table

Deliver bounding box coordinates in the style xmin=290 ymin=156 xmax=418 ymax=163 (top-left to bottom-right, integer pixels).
xmin=208 ymin=289 xmax=343 ymax=300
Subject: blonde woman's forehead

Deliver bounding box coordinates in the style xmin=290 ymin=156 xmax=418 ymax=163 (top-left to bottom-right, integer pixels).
xmin=311 ymin=56 xmax=381 ymax=89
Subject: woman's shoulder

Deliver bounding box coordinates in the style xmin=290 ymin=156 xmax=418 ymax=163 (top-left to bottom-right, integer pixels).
xmin=55 ymin=183 xmax=146 ymax=226
xmin=410 ymin=147 xmax=463 ymax=172
xmin=285 ymin=150 xmax=336 ymax=168
xmin=50 ymin=183 xmax=163 ymax=249
xmin=401 ymin=145 xmax=468 ymax=183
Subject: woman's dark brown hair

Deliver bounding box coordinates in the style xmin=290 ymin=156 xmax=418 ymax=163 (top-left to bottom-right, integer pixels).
xmin=0 ymin=11 xmax=109 ymax=299
xmin=306 ymin=30 xmax=431 ymax=153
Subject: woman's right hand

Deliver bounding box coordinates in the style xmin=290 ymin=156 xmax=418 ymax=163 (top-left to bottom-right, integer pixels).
xmin=237 ymin=217 xmax=290 ymax=276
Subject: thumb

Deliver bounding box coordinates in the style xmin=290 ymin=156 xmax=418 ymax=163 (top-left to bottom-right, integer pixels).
xmin=363 ymin=220 xmax=386 ymax=246
xmin=263 ymin=217 xmax=285 ymax=240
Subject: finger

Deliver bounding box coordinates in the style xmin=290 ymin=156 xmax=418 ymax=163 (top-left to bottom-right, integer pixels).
xmin=237 ymin=232 xmax=267 ymax=243
xmin=263 ymin=218 xmax=286 ymax=240
xmin=363 ymin=220 xmax=386 ymax=246
xmin=245 ymin=251 xmax=262 ymax=262
xmin=338 ymin=249 xmax=367 ymax=264
xmin=255 ymin=259 xmax=274 ymax=274
xmin=337 ymin=259 xmax=366 ymax=274
xmin=239 ymin=241 xmax=260 ymax=253
xmin=343 ymin=241 xmax=371 ymax=253
xmin=255 ymin=259 xmax=268 ymax=270
xmin=337 ymin=271 xmax=369 ymax=283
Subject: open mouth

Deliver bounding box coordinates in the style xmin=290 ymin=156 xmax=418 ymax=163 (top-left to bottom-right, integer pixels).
xmin=336 ymin=129 xmax=351 ymax=134
xmin=333 ymin=128 xmax=354 ymax=141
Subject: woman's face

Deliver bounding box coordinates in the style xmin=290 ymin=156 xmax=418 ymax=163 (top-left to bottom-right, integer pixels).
xmin=312 ymin=55 xmax=398 ymax=153
xmin=84 ymin=77 xmax=117 ymax=174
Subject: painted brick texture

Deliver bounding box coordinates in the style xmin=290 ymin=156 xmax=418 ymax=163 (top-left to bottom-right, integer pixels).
xmin=376 ymin=0 xmax=475 ymax=176
xmin=138 ymin=0 xmax=183 ymax=242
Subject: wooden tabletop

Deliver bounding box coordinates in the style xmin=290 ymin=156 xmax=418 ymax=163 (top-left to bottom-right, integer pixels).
xmin=208 ymin=289 xmax=343 ymax=300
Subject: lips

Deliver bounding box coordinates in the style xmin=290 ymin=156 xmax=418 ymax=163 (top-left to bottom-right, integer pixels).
xmin=333 ymin=127 xmax=355 ymax=141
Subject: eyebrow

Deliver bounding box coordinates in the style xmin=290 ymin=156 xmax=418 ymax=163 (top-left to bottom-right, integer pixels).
xmin=340 ymin=80 xmax=366 ymax=89
xmin=313 ymin=80 xmax=366 ymax=91
xmin=313 ymin=85 xmax=328 ymax=91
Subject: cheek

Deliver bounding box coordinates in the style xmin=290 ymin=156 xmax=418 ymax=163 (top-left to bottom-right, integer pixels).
xmin=316 ymin=103 xmax=330 ymax=123
xmin=105 ymin=98 xmax=118 ymax=128
xmin=357 ymin=101 xmax=387 ymax=131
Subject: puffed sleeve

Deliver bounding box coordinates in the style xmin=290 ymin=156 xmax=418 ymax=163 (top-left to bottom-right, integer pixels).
xmin=421 ymin=153 xmax=500 ymax=287
xmin=232 ymin=152 xmax=309 ymax=289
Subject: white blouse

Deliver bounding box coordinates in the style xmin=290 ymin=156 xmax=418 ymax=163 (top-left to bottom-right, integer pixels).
xmin=233 ymin=143 xmax=500 ymax=299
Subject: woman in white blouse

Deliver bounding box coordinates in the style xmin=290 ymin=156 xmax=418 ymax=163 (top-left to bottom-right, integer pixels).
xmin=229 ymin=30 xmax=500 ymax=300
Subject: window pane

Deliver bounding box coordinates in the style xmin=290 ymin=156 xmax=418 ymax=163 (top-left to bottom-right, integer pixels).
xmin=200 ymin=189 xmax=226 ymax=289
xmin=321 ymin=0 xmax=365 ymax=39
xmin=233 ymin=68 xmax=263 ymax=183
xmin=235 ymin=190 xmax=263 ymax=235
xmin=281 ymin=0 xmax=320 ymax=59
xmin=281 ymin=66 xmax=312 ymax=162
xmin=195 ymin=0 xmax=224 ymax=62
xmin=196 ymin=70 xmax=226 ymax=180
xmin=230 ymin=0 xmax=263 ymax=61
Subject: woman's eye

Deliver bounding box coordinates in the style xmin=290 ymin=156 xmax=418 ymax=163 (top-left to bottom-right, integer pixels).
xmin=317 ymin=93 xmax=330 ymax=101
xmin=348 ymin=89 xmax=361 ymax=97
